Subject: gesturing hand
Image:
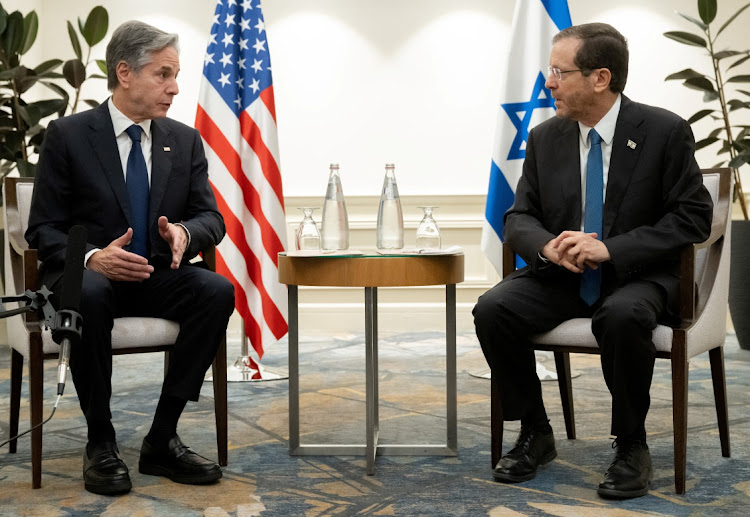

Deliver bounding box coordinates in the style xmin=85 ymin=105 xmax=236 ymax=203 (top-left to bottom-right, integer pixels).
xmin=87 ymin=228 xmax=154 ymax=281
xmin=158 ymin=216 xmax=188 ymax=270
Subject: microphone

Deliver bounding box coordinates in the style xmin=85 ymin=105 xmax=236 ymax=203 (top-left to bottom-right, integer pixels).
xmin=52 ymin=225 xmax=87 ymax=396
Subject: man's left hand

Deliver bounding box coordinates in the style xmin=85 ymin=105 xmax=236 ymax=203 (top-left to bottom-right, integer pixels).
xmin=158 ymin=216 xmax=188 ymax=269
xmin=552 ymin=230 xmax=611 ymax=273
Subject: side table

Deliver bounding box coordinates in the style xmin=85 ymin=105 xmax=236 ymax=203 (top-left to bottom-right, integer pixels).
xmin=278 ymin=251 xmax=464 ymax=474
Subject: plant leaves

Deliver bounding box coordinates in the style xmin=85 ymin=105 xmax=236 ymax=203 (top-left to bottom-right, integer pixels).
xmin=696 ymin=136 xmax=719 ymax=150
xmin=63 ymin=59 xmax=86 ymax=88
xmin=39 ymin=82 xmax=70 ymax=116
xmin=0 ymin=5 xmax=8 ymax=36
xmin=704 ymin=90 xmax=720 ymax=102
xmin=698 ymin=0 xmax=718 ymax=24
xmin=82 ymin=6 xmax=108 ymax=47
xmin=96 ymin=59 xmax=107 ymax=75
xmin=665 ymin=68 xmax=706 ymax=81
xmin=83 ymin=99 xmax=100 ymax=109
xmin=729 ymin=153 xmax=750 ymax=168
xmin=739 ymin=90 xmax=750 ymax=97
xmin=715 ymin=50 xmax=743 ymax=60
xmin=717 ymin=2 xmax=750 ymax=38
xmin=34 ymin=59 xmax=63 ymax=75
xmin=727 ymin=75 xmax=750 ymax=83
xmin=88 ymin=73 xmax=106 ymax=79
xmin=664 ymin=31 xmax=707 ymax=48
xmin=16 ymin=159 xmax=36 ymax=178
xmin=4 ymin=11 xmax=26 ymax=57
xmin=20 ymin=11 xmax=38 ymax=55
xmin=684 ymin=76 xmax=715 ymax=92
xmin=728 ymin=99 xmax=750 ymax=111
xmin=67 ymin=21 xmax=82 ymax=60
xmin=688 ymin=109 xmax=714 ymax=123
xmin=709 ymin=127 xmax=724 ymax=139
xmin=0 ymin=65 xmax=25 ymax=81
xmin=730 ymin=55 xmax=750 ymax=70
xmin=676 ymin=11 xmax=708 ymax=30
xmin=29 ymin=99 xmax=66 ymax=119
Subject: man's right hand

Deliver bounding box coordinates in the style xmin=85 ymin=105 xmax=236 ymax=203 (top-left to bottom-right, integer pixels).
xmin=86 ymin=228 xmax=154 ymax=281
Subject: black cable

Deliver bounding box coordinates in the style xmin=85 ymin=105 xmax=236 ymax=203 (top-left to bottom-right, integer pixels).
xmin=0 ymin=394 xmax=62 ymax=449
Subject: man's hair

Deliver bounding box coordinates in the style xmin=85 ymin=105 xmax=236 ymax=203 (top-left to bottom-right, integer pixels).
xmin=553 ymin=23 xmax=629 ymax=94
xmin=106 ymin=21 xmax=180 ymax=91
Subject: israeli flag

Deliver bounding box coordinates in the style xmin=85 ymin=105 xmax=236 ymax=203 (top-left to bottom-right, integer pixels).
xmin=481 ymin=0 xmax=572 ymax=274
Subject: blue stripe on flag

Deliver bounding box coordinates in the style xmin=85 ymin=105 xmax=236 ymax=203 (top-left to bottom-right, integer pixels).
xmin=541 ymin=0 xmax=572 ymax=31
xmin=485 ymin=159 xmax=515 ymax=240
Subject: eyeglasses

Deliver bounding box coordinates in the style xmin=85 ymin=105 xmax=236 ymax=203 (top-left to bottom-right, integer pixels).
xmin=547 ymin=66 xmax=587 ymax=81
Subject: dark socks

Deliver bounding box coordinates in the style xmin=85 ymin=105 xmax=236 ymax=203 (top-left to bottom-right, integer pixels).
xmin=87 ymin=419 xmax=116 ymax=448
xmin=146 ymin=394 xmax=188 ymax=448
xmin=521 ymin=403 xmax=550 ymax=432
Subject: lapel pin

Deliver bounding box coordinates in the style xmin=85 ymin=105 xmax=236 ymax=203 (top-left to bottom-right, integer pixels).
xmin=163 ymin=146 xmax=171 ymax=152
xmin=627 ymin=140 xmax=637 ymax=150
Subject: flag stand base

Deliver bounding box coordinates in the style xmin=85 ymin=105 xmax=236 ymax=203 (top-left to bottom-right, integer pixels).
xmin=225 ymin=356 xmax=289 ymax=382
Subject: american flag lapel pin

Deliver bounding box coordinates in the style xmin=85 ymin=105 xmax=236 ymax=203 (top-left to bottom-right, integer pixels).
xmin=163 ymin=146 xmax=171 ymax=152
xmin=627 ymin=140 xmax=637 ymax=150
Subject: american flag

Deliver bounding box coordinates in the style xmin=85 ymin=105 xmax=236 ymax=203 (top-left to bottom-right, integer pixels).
xmin=195 ymin=0 xmax=288 ymax=359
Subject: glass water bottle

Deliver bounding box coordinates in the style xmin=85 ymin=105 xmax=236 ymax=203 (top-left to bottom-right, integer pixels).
xmin=376 ymin=163 xmax=404 ymax=250
xmin=320 ymin=163 xmax=349 ymax=250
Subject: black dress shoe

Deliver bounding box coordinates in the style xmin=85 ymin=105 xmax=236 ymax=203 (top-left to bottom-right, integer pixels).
xmin=82 ymin=442 xmax=132 ymax=495
xmin=139 ymin=435 xmax=222 ymax=484
xmin=493 ymin=424 xmax=557 ymax=482
xmin=597 ymin=438 xmax=653 ymax=499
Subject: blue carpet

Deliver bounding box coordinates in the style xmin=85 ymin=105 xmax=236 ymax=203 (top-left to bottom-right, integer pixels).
xmin=1 ymin=331 xmax=750 ymax=516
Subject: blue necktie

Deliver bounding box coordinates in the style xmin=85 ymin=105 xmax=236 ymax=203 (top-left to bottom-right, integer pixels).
xmin=580 ymin=129 xmax=603 ymax=306
xmin=125 ymin=124 xmax=150 ymax=258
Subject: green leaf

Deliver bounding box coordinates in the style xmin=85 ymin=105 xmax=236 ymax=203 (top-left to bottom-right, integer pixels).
xmin=63 ymin=58 xmax=86 ymax=88
xmin=39 ymin=82 xmax=70 ymax=116
xmin=0 ymin=65 xmax=25 ymax=81
xmin=4 ymin=11 xmax=26 ymax=57
xmin=684 ymin=76 xmax=715 ymax=92
xmin=704 ymin=90 xmax=720 ymax=102
xmin=16 ymin=159 xmax=36 ymax=178
xmin=20 ymin=11 xmax=38 ymax=55
xmin=715 ymin=50 xmax=743 ymax=60
xmin=728 ymin=99 xmax=750 ymax=111
xmin=688 ymin=109 xmax=714 ymax=123
xmin=676 ymin=11 xmax=708 ymax=30
xmin=729 ymin=153 xmax=750 ymax=168
xmin=29 ymin=99 xmax=66 ymax=119
xmin=730 ymin=55 xmax=750 ymax=70
xmin=665 ymin=68 xmax=706 ymax=81
xmin=96 ymin=59 xmax=107 ymax=75
xmin=67 ymin=21 xmax=82 ymax=60
xmin=77 ymin=17 xmax=85 ymax=36
xmin=696 ymin=136 xmax=719 ymax=150
xmin=709 ymin=127 xmax=724 ymax=139
xmin=664 ymin=31 xmax=707 ymax=48
xmin=82 ymin=6 xmax=108 ymax=47
xmin=83 ymin=99 xmax=100 ymax=109
xmin=717 ymin=2 xmax=750 ymax=38
xmin=88 ymin=73 xmax=107 ymax=79
xmin=34 ymin=59 xmax=63 ymax=75
xmin=0 ymin=5 xmax=8 ymax=36
xmin=727 ymin=75 xmax=750 ymax=83
xmin=698 ymin=0 xmax=718 ymax=24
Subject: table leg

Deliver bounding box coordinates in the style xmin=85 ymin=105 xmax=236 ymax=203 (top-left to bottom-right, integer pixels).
xmin=288 ymin=285 xmax=300 ymax=453
xmin=365 ymin=286 xmax=379 ymax=475
xmin=446 ymin=283 xmax=457 ymax=452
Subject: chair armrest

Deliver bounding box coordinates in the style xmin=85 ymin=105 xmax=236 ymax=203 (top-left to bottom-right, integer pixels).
xmin=202 ymin=245 xmax=217 ymax=273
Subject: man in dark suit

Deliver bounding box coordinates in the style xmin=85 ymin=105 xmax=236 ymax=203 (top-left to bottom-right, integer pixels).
xmin=473 ymin=23 xmax=713 ymax=499
xmin=26 ymin=21 xmax=235 ymax=495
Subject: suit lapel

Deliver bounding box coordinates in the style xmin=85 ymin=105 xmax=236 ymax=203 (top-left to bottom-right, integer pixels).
xmin=87 ymin=102 xmax=133 ymax=226
xmin=554 ymin=120 xmax=582 ymax=229
xmin=603 ymin=96 xmax=644 ymax=238
xmin=149 ymin=120 xmax=173 ymax=227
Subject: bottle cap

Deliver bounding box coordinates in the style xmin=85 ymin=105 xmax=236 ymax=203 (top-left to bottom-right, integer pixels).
xmin=330 ymin=163 xmax=339 ymax=169
xmin=385 ymin=163 xmax=395 ymax=168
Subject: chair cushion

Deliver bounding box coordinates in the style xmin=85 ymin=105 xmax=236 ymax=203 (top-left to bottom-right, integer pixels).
xmin=532 ymin=318 xmax=675 ymax=353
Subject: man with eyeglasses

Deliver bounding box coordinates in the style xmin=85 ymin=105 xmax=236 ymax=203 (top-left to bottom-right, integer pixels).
xmin=473 ymin=23 xmax=712 ymax=499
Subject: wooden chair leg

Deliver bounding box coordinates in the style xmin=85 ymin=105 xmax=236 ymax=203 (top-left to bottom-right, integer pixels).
xmin=554 ymin=351 xmax=576 ymax=439
xmin=29 ymin=335 xmax=44 ymax=489
xmin=709 ymin=346 xmax=730 ymax=457
xmin=9 ymin=349 xmax=23 ymax=454
xmin=490 ymin=371 xmax=503 ymax=468
xmin=212 ymin=335 xmax=228 ymax=466
xmin=671 ymin=343 xmax=688 ymax=495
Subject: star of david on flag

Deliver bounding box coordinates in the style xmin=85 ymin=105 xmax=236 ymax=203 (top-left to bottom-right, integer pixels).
xmin=481 ymin=0 xmax=572 ymax=274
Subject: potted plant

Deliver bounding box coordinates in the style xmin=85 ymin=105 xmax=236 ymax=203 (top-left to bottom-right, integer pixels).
xmin=664 ymin=0 xmax=750 ymax=349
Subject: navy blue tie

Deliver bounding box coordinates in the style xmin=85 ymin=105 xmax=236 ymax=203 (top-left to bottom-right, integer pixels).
xmin=125 ymin=124 xmax=150 ymax=258
xmin=580 ymin=129 xmax=603 ymax=306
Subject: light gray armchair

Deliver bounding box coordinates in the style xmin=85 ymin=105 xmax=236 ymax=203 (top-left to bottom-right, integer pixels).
xmin=491 ymin=168 xmax=732 ymax=494
xmin=3 ymin=177 xmax=228 ymax=489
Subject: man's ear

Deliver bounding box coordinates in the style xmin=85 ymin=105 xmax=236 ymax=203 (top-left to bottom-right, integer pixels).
xmin=115 ymin=61 xmax=131 ymax=89
xmin=592 ymin=68 xmax=612 ymax=93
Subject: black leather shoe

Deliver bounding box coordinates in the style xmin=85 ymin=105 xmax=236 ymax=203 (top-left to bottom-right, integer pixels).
xmin=82 ymin=442 xmax=132 ymax=495
xmin=597 ymin=438 xmax=653 ymax=499
xmin=139 ymin=435 xmax=222 ymax=484
xmin=493 ymin=424 xmax=557 ymax=482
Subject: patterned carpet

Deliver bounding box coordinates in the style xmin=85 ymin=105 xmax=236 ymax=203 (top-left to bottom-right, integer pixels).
xmin=1 ymin=330 xmax=750 ymax=516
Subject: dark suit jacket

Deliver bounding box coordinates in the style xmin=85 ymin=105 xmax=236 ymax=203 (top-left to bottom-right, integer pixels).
xmin=503 ymin=95 xmax=713 ymax=310
xmin=25 ymin=101 xmax=225 ymax=285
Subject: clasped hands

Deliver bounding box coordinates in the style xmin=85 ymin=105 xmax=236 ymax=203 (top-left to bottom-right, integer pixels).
xmin=87 ymin=216 xmax=188 ymax=281
xmin=541 ymin=230 xmax=611 ymax=274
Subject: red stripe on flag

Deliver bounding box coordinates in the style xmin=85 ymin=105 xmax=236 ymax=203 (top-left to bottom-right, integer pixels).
xmin=211 ymin=182 xmax=288 ymax=339
xmin=215 ymin=250 xmax=265 ymax=358
xmin=196 ymin=106 xmax=285 ymax=266
xmin=239 ymin=109 xmax=284 ymax=205
xmin=260 ymin=86 xmax=277 ymax=124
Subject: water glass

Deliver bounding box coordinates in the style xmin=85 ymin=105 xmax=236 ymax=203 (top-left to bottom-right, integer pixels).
xmin=295 ymin=207 xmax=321 ymax=251
xmin=415 ymin=206 xmax=441 ymax=250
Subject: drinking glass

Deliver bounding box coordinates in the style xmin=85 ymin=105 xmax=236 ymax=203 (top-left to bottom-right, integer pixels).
xmin=295 ymin=207 xmax=321 ymax=251
xmin=415 ymin=206 xmax=441 ymax=250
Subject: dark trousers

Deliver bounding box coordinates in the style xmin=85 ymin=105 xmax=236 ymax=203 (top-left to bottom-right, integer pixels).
xmin=50 ymin=264 xmax=235 ymax=424
xmin=473 ymin=269 xmax=667 ymax=437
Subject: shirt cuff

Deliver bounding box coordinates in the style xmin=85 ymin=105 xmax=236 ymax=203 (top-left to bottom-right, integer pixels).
xmin=175 ymin=222 xmax=191 ymax=249
xmin=84 ymin=248 xmax=100 ymax=269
